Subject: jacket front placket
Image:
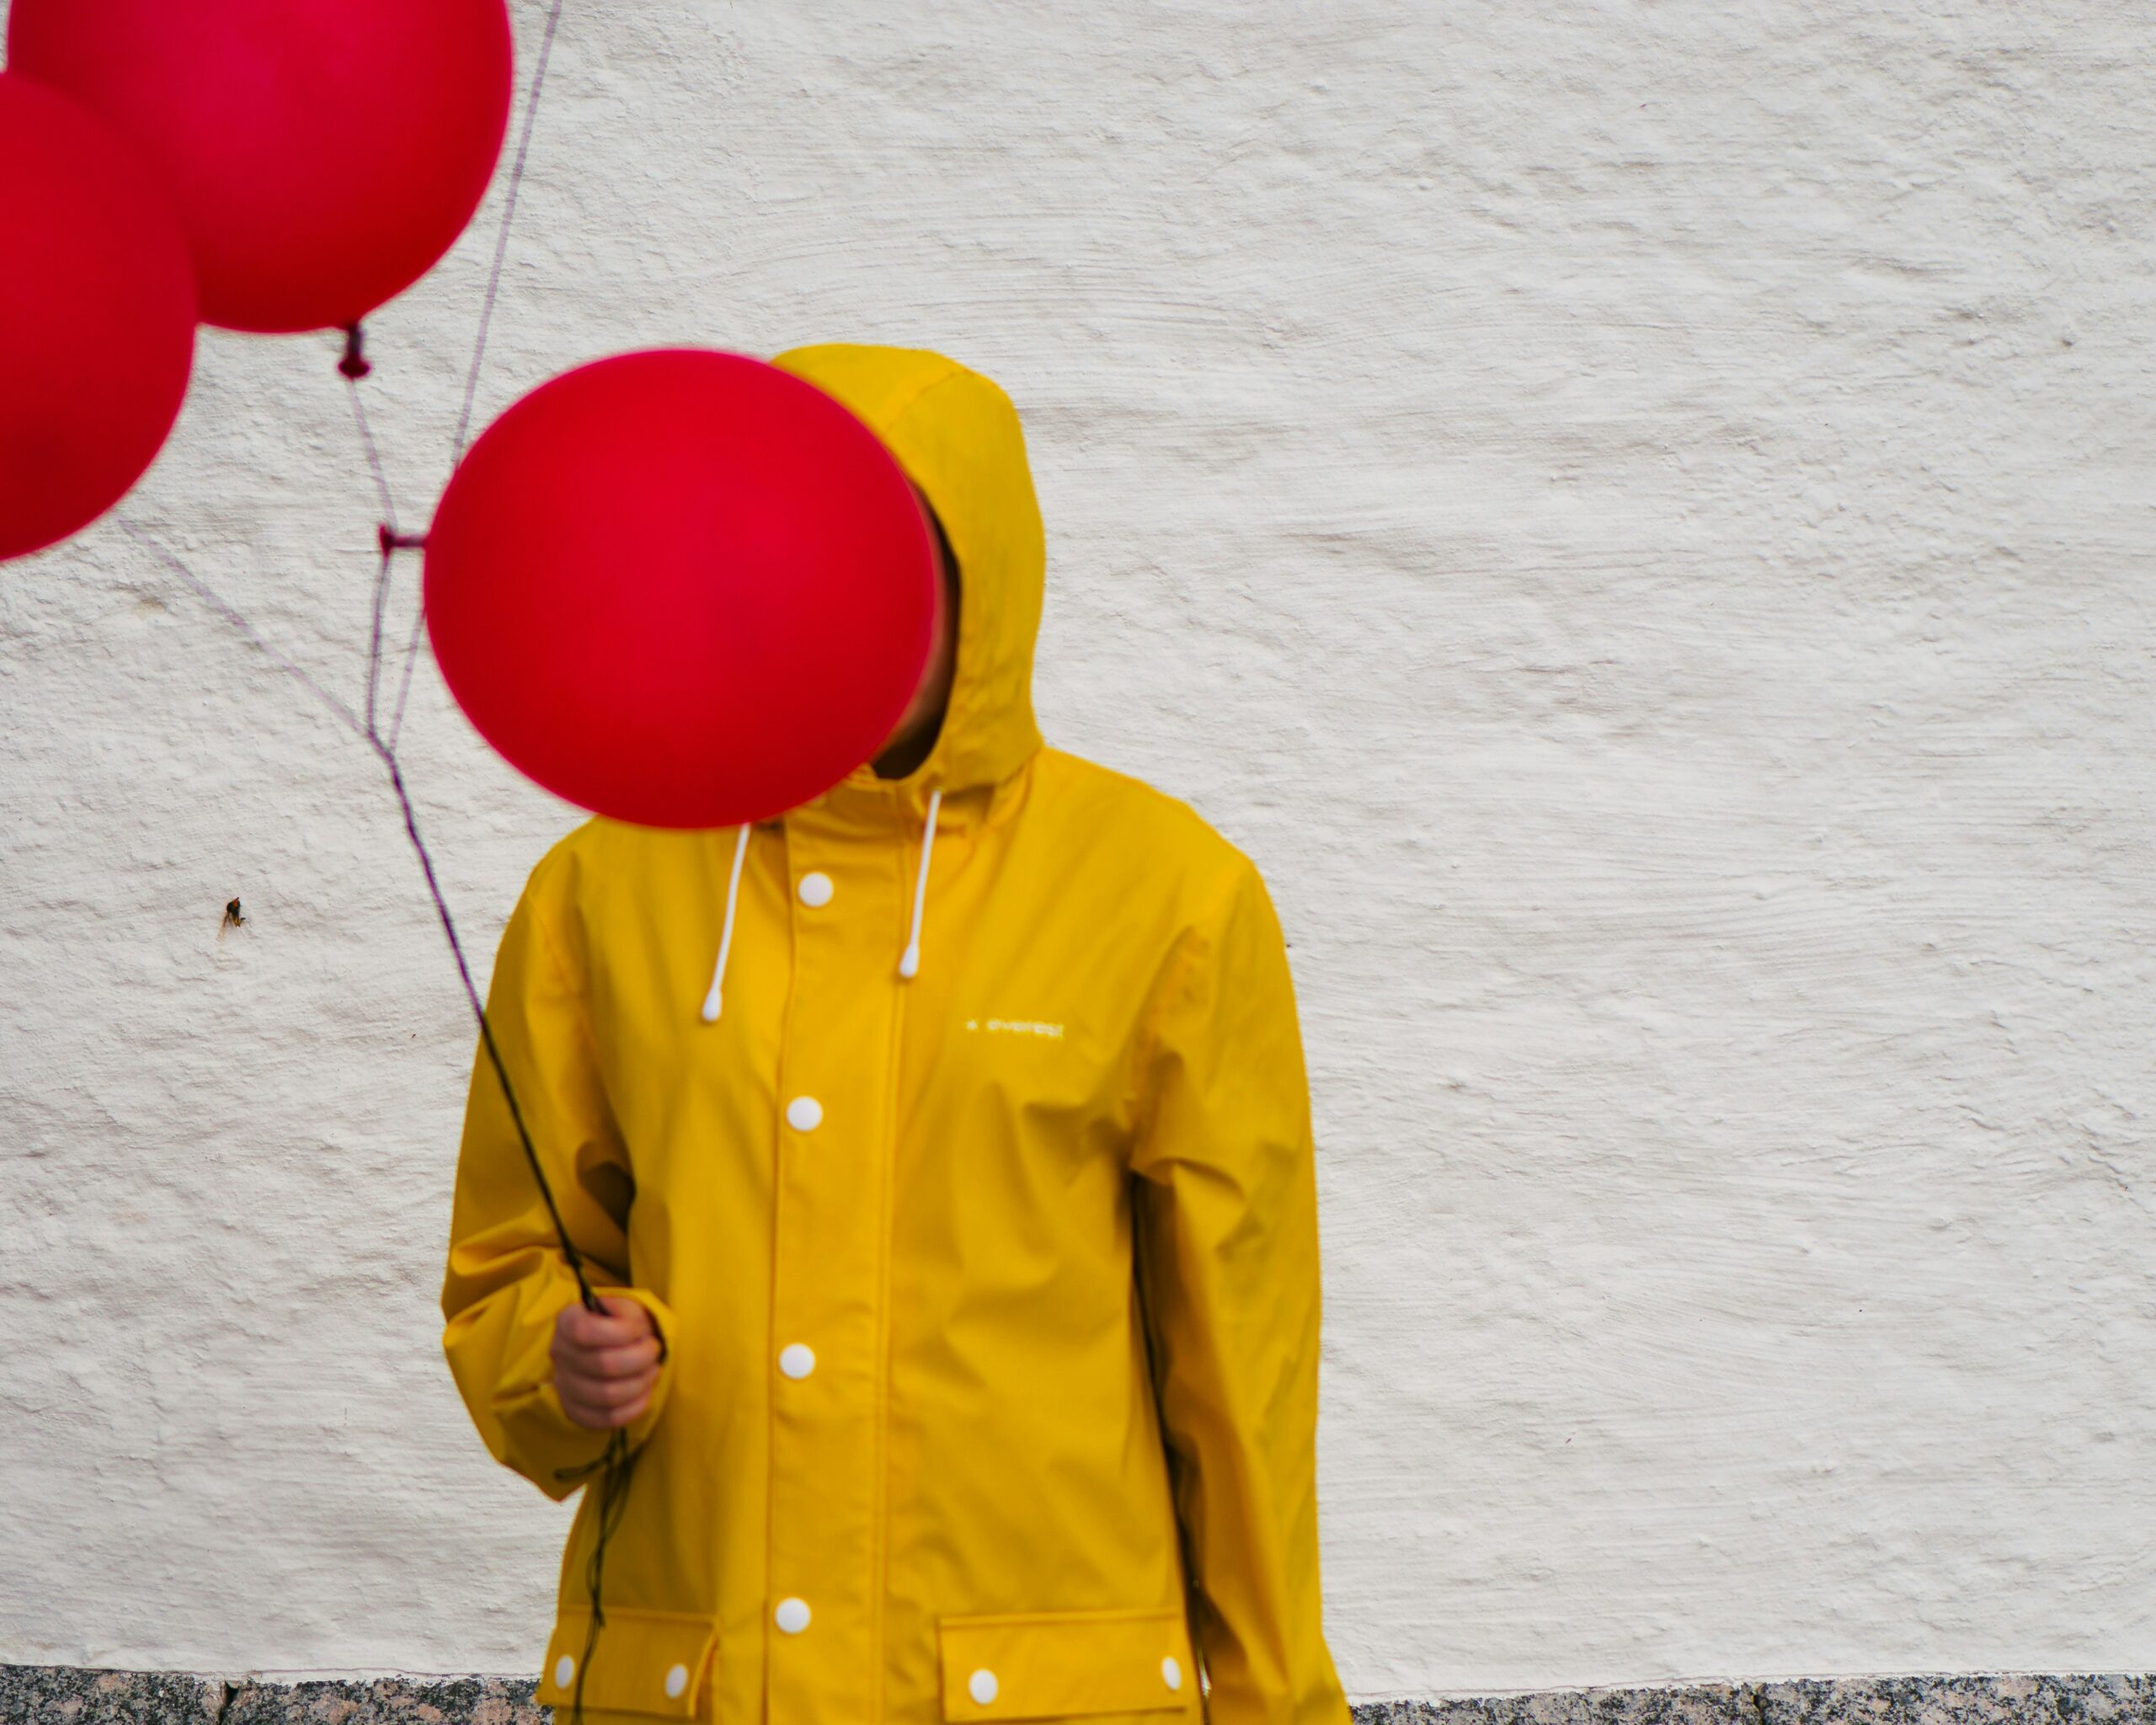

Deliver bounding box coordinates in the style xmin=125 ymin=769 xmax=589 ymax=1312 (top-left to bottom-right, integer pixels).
xmin=762 ymin=787 xmax=911 ymax=1725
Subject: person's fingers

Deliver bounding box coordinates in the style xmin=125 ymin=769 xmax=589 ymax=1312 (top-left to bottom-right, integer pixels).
xmin=554 ymin=1348 xmax=661 ymax=1400
xmin=563 ymin=1386 xmax=652 ymax=1432
xmin=559 ymin=1367 xmax=657 ymax=1412
xmin=551 ymin=1296 xmax=664 ymax=1431
xmin=595 ymin=1294 xmax=654 ymax=1330
xmin=558 ymin=1373 xmax=654 ymax=1430
xmin=581 ymin=1337 xmax=662 ymax=1380
xmin=556 ymin=1300 xmax=652 ymax=1352
xmin=556 ymin=1311 xmax=647 ymax=1345
xmin=551 ymin=1323 xmax=660 ymax=1378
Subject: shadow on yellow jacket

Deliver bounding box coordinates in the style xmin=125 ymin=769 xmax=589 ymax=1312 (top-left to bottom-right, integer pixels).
xmin=442 ymin=343 xmax=1350 ymax=1725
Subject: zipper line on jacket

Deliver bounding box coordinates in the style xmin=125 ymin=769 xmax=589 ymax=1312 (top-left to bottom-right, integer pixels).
xmin=700 ymin=823 xmax=752 ymax=1023
xmin=899 ymin=787 xmax=942 ymax=980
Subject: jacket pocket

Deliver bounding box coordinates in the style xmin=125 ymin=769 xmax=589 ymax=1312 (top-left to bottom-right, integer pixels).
xmin=937 ymin=1607 xmax=1194 ymax=1722
xmin=536 ymin=1607 xmax=718 ymax=1718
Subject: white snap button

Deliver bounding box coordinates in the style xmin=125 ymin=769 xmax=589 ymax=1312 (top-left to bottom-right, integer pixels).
xmin=775 ymin=1596 xmax=811 ymax=1634
xmin=664 ymin=1664 xmax=689 ymax=1700
xmin=786 ymin=1096 xmax=823 ymax=1132
xmin=778 ymin=1343 xmax=816 ymax=1380
xmin=1161 ymin=1656 xmax=1182 ymax=1691
xmin=798 ymin=872 xmax=834 ymax=908
xmin=968 ymin=1669 xmax=999 ymax=1706
xmin=553 ymin=1655 xmax=575 ymax=1690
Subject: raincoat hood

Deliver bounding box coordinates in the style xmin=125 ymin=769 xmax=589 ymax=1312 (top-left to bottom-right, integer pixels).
xmin=771 ymin=344 xmax=1046 ymax=799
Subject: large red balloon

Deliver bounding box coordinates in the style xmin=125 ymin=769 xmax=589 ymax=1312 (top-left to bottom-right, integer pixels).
xmin=7 ymin=0 xmax=512 ymax=334
xmin=424 ymin=351 xmax=937 ymax=829
xmin=0 ymin=75 xmax=196 ymax=563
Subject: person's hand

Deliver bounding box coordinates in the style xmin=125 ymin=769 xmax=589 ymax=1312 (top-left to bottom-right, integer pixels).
xmin=551 ymin=1295 xmax=662 ymax=1430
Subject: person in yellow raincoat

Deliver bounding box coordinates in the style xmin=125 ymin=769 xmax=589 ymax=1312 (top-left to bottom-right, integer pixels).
xmin=441 ymin=343 xmax=1351 ymax=1725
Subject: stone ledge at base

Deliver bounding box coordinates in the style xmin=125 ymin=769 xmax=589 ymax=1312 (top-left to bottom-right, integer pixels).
xmin=3 ymin=1670 xmax=2153 ymax=1725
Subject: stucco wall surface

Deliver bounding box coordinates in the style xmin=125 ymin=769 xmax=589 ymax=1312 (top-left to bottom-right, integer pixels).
xmin=2 ymin=0 xmax=2152 ymax=1701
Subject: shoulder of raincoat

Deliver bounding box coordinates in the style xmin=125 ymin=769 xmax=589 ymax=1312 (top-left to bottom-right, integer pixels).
xmin=442 ymin=343 xmax=1351 ymax=1725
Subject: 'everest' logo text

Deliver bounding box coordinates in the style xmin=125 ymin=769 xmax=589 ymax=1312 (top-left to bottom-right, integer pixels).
xmin=966 ymin=1017 xmax=1065 ymax=1039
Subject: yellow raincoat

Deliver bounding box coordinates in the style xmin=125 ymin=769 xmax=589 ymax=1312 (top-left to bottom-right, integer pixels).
xmin=442 ymin=344 xmax=1349 ymax=1725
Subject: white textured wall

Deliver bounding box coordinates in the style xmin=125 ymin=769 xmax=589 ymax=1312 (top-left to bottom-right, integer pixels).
xmin=3 ymin=0 xmax=2153 ymax=1697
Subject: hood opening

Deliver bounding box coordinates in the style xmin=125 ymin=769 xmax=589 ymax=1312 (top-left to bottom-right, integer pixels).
xmin=869 ymin=492 xmax=961 ymax=782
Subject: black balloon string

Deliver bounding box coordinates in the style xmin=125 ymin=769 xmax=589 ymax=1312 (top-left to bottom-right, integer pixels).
xmin=113 ymin=4 xmax=628 ymax=1719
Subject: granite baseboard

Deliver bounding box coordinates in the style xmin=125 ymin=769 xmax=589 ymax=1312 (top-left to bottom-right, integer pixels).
xmin=3 ymin=1669 xmax=2153 ymax=1725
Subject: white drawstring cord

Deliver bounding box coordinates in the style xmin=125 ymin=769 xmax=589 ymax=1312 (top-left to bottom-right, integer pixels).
xmin=898 ymin=788 xmax=942 ymax=980
xmin=700 ymin=823 xmax=752 ymax=1023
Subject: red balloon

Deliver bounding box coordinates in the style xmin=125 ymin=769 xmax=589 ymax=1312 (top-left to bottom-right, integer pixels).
xmin=424 ymin=350 xmax=937 ymax=829
xmin=7 ymin=0 xmax=512 ymax=334
xmin=0 ymin=75 xmax=196 ymax=563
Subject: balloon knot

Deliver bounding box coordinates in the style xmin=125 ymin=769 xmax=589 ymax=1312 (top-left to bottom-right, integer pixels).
xmin=378 ymin=525 xmax=429 ymax=556
xmin=339 ymin=323 xmax=372 ymax=381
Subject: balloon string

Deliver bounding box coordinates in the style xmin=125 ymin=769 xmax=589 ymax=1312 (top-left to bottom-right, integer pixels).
xmin=452 ymin=0 xmax=568 ymax=464
xmin=357 ymin=0 xmax=568 ymax=762
xmin=118 ymin=518 xmax=601 ymax=1317
xmin=116 ymin=520 xmax=366 ymax=743
xmin=559 ymin=1427 xmax=638 ymax=1724
xmin=123 ymin=7 xmax=627 ymax=1717
xmin=347 ymin=377 xmax=399 ymax=535
xmin=375 ymin=739 xmax=601 ymax=1314
xmin=366 ymin=545 xmax=395 ymax=736
xmin=384 ymin=580 xmax=429 ymax=754
xmin=122 ymin=515 xmax=618 ymax=1725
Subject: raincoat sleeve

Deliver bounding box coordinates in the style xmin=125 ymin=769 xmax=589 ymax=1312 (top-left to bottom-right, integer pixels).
xmin=440 ymin=868 xmax=676 ymax=1501
xmin=1130 ymin=859 xmax=1349 ymax=1725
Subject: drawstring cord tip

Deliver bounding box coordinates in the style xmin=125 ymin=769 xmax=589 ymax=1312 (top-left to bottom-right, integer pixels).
xmin=699 ymin=823 xmax=752 ymax=1025
xmin=897 ymin=787 xmax=942 ymax=984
